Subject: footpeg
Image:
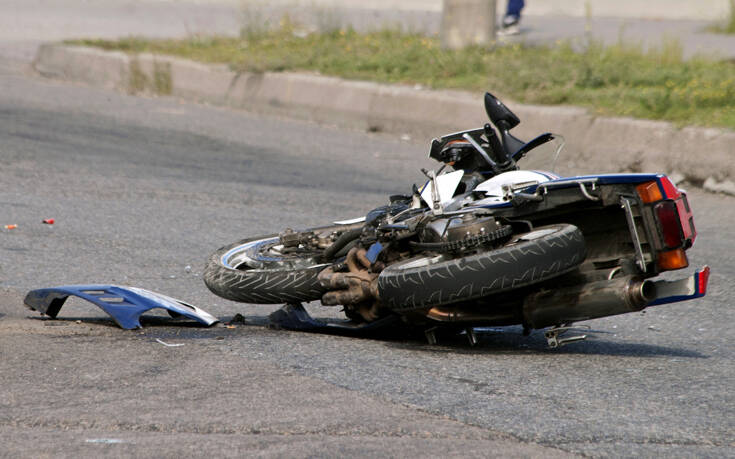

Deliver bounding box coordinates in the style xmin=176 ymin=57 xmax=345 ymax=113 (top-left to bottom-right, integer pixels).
xmin=544 ymin=325 xmax=589 ymax=348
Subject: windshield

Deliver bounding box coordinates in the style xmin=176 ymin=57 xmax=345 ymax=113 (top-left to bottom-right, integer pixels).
xmin=515 ymin=134 xmax=565 ymax=175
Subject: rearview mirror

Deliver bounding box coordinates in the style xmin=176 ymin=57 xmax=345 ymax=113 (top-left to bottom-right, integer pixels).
xmin=484 ymin=92 xmax=520 ymax=130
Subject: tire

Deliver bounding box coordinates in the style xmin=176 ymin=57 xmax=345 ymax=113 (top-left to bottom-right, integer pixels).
xmin=377 ymin=224 xmax=586 ymax=312
xmin=203 ymin=235 xmax=329 ymax=304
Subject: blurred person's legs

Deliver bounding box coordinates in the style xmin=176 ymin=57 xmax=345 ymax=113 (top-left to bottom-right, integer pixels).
xmin=500 ymin=0 xmax=524 ymax=35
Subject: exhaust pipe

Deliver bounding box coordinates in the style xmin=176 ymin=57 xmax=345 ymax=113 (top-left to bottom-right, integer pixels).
xmin=426 ymin=305 xmax=519 ymax=325
xmin=523 ymin=276 xmax=655 ymax=329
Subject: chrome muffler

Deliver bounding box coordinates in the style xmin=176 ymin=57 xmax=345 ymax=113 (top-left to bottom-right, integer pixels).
xmin=522 ymin=276 xmax=656 ymax=329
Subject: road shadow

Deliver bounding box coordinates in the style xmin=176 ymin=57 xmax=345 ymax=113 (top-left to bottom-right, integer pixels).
xmin=215 ymin=310 xmax=708 ymax=359
xmin=25 ymin=313 xmax=708 ymax=359
xmin=218 ymin=312 xmax=706 ymax=359
xmin=27 ymin=314 xmax=216 ymax=330
xmin=383 ymin=329 xmax=708 ymax=359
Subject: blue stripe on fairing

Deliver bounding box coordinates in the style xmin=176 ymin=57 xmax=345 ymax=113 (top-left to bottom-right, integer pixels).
xmin=520 ymin=173 xmax=664 ymax=194
xmin=549 ymin=173 xmax=662 ymax=185
xmin=531 ymin=170 xmax=561 ymax=180
xmin=473 ymin=173 xmax=666 ymax=209
xmin=547 ymin=174 xmax=663 ymax=185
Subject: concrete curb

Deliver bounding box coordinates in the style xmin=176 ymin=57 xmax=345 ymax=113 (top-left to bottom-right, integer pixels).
xmin=34 ymin=44 xmax=734 ymax=188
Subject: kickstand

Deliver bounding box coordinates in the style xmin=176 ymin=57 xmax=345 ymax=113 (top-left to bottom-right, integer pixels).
xmin=544 ymin=325 xmax=589 ymax=348
xmin=466 ymin=328 xmax=478 ymax=347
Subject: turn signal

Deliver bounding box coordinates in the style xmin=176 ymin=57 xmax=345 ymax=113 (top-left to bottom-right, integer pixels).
xmin=658 ymin=248 xmax=689 ymax=270
xmin=636 ymin=181 xmax=663 ymax=203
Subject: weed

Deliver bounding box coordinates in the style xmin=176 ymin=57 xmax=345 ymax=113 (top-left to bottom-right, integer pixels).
xmin=153 ymin=61 xmax=172 ymax=95
xmin=128 ymin=58 xmax=147 ymax=94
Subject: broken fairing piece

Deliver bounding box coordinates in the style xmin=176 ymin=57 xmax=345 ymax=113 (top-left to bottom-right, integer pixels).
xmin=24 ymin=285 xmax=219 ymax=329
xmin=419 ymin=169 xmax=464 ymax=208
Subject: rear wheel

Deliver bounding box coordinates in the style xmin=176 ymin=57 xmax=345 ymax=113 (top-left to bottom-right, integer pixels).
xmin=377 ymin=224 xmax=586 ymax=312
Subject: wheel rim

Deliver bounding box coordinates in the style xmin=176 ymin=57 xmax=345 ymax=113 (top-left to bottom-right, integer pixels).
xmin=221 ymin=237 xmax=328 ymax=271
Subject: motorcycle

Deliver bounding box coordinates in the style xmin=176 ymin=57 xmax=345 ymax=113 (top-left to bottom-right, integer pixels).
xmin=203 ymin=92 xmax=709 ymax=347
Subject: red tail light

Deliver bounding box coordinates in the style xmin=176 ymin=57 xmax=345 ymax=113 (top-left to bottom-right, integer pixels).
xmin=659 ymin=176 xmax=682 ymax=199
xmin=655 ymin=201 xmax=684 ymax=249
xmin=637 ymin=176 xmax=697 ymax=271
xmin=677 ymin=192 xmax=696 ymax=244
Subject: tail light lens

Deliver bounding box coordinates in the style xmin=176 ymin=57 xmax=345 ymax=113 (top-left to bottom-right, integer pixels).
xmin=636 ymin=177 xmax=697 ymax=272
xmin=655 ymin=201 xmax=684 ymax=249
xmin=658 ymin=175 xmax=681 ymax=199
xmin=677 ymin=192 xmax=696 ymax=244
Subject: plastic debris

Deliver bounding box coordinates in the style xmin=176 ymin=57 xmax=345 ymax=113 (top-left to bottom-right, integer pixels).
xmin=42 ymin=218 xmax=55 ymax=224
xmin=4 ymin=224 xmax=17 ymax=230
xmin=24 ymin=285 xmax=219 ymax=329
xmin=155 ymin=338 xmax=184 ymax=347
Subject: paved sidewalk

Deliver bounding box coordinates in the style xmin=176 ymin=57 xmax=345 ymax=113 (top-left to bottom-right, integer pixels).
xmin=256 ymin=8 xmax=735 ymax=60
xmin=2 ymin=0 xmax=735 ymax=67
xmin=261 ymin=0 xmax=732 ymax=21
xmin=510 ymin=16 xmax=735 ymax=59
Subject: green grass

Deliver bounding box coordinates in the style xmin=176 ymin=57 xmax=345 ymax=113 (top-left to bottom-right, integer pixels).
xmin=68 ymin=22 xmax=735 ymax=129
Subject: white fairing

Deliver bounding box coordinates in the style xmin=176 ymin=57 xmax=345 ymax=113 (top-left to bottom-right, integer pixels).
xmin=474 ymin=170 xmax=554 ymax=204
xmin=420 ymin=169 xmax=465 ymax=207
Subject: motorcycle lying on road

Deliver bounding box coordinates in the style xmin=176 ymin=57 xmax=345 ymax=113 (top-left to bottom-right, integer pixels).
xmin=203 ymin=92 xmax=709 ymax=347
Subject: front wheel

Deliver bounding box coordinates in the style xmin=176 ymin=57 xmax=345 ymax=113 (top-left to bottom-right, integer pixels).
xmin=203 ymin=235 xmax=330 ymax=304
xmin=377 ymin=224 xmax=586 ymax=312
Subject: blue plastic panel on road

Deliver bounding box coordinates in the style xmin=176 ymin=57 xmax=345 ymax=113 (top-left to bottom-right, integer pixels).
xmin=24 ymin=285 xmax=219 ymax=329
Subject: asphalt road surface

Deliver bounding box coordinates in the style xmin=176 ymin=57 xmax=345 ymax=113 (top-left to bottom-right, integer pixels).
xmin=1 ymin=64 xmax=733 ymax=458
